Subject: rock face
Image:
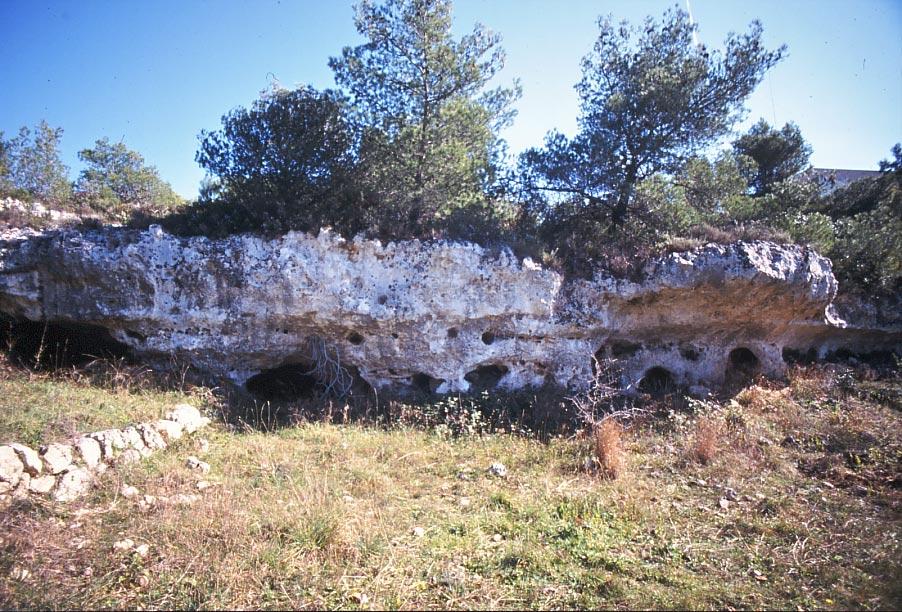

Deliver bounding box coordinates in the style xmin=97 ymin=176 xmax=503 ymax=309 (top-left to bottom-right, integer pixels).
xmin=0 ymin=226 xmax=897 ymax=395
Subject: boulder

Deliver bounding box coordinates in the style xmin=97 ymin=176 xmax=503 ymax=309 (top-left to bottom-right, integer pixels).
xmin=0 ymin=445 xmax=24 ymax=487
xmin=40 ymin=443 xmax=73 ymax=475
xmin=165 ymin=404 xmax=209 ymax=434
xmin=91 ymin=429 xmax=128 ymax=459
xmin=53 ymin=467 xmax=93 ymax=502
xmin=27 ymin=474 xmax=56 ymax=494
xmin=9 ymin=443 xmax=42 ymax=476
xmin=152 ymin=419 xmax=184 ymax=442
xmin=75 ymin=437 xmax=103 ymax=469
xmin=137 ymin=423 xmax=166 ymax=451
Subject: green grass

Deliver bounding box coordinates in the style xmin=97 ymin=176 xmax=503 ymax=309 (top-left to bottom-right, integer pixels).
xmin=0 ymin=364 xmax=899 ymax=609
xmin=0 ymin=370 xmax=214 ymax=447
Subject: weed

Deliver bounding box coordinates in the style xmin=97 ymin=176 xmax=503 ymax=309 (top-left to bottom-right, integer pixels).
xmin=691 ymin=416 xmax=721 ymax=464
xmin=592 ymin=419 xmax=624 ymax=479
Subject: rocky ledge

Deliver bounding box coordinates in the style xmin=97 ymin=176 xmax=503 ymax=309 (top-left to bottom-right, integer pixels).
xmin=0 ymin=226 xmax=897 ymax=397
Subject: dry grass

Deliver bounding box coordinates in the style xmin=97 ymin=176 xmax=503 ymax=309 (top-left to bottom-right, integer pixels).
xmin=690 ymin=416 xmax=722 ymax=465
xmin=593 ymin=419 xmax=624 ymax=479
xmin=0 ymin=363 xmax=900 ymax=609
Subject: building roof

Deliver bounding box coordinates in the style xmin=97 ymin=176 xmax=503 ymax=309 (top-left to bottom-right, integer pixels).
xmin=802 ymin=168 xmax=882 ymax=194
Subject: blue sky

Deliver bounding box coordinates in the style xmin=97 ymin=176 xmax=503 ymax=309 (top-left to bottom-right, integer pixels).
xmin=2 ymin=0 xmax=900 ymax=198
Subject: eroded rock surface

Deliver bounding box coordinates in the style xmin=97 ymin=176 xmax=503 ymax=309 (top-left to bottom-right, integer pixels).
xmin=0 ymin=226 xmax=897 ymax=395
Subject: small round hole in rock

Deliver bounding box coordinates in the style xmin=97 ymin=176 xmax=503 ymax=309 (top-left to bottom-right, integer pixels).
xmin=377 ymin=295 xmax=388 ymax=305
xmin=347 ymin=332 xmax=364 ymax=345
xmin=447 ymin=327 xmax=459 ymax=339
xmin=481 ymin=331 xmax=495 ymax=345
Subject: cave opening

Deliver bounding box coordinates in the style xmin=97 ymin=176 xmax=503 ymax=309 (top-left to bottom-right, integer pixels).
xmin=464 ymin=364 xmax=509 ymax=391
xmin=245 ymin=362 xmax=318 ymax=402
xmin=411 ymin=372 xmax=443 ymax=395
xmin=0 ymin=316 xmax=132 ymax=369
xmin=728 ymin=347 xmax=760 ymax=374
xmin=638 ymin=366 xmax=676 ymax=396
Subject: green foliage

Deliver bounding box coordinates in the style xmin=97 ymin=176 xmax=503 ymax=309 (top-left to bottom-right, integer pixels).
xmin=518 ymin=8 xmax=784 ymax=273
xmin=733 ymin=120 xmax=811 ymax=195
xmin=76 ymin=138 xmax=183 ymax=220
xmin=0 ymin=132 xmax=11 ymax=195
xmin=329 ymin=0 xmax=520 ymax=238
xmin=823 ymin=147 xmax=902 ymax=295
xmin=192 ymin=86 xmax=362 ymax=237
xmin=3 ymin=121 xmax=72 ymax=205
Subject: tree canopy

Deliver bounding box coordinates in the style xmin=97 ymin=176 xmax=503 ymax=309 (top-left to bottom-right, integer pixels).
xmin=2 ymin=121 xmax=72 ymax=205
xmin=329 ymin=0 xmax=520 ymax=237
xmin=733 ymin=119 xmax=811 ymax=195
xmin=77 ymin=138 xmax=183 ymax=216
xmin=194 ymin=86 xmax=361 ymax=235
xmin=521 ymin=8 xmax=785 ymax=231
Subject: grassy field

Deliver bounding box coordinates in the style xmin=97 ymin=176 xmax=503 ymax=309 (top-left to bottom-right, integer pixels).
xmin=0 ymin=361 xmax=899 ymax=609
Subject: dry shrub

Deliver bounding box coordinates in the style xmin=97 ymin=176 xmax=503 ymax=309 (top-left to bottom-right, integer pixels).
xmin=691 ymin=417 xmax=722 ymax=465
xmin=735 ymin=385 xmax=793 ymax=413
xmin=593 ymin=418 xmax=624 ymax=479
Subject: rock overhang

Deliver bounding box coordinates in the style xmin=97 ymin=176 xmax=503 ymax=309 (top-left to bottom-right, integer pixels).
xmin=0 ymin=225 xmax=897 ymax=396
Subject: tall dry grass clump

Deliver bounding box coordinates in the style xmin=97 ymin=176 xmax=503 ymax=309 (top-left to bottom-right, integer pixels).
xmin=691 ymin=417 xmax=721 ymax=465
xmin=594 ymin=418 xmax=624 ymax=479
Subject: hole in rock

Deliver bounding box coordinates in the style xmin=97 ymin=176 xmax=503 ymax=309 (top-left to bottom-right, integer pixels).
xmin=638 ymin=366 xmax=676 ymax=396
xmin=377 ymin=295 xmax=388 ymax=305
xmin=245 ymin=362 xmax=318 ymax=402
xmin=481 ymin=331 xmax=495 ymax=345
xmin=782 ymin=347 xmax=817 ymax=365
xmin=728 ymin=347 xmax=760 ymax=374
xmin=464 ymin=364 xmax=509 ymax=391
xmin=680 ymin=345 xmax=700 ymax=362
xmin=447 ymin=327 xmax=459 ymax=339
xmin=0 ymin=317 xmax=132 ymax=369
xmin=608 ymin=339 xmax=641 ymax=358
xmin=347 ymin=331 xmax=365 ymax=346
xmin=724 ymin=347 xmax=761 ymax=389
xmin=411 ymin=372 xmax=443 ymax=395
xmin=125 ymin=329 xmax=147 ymax=342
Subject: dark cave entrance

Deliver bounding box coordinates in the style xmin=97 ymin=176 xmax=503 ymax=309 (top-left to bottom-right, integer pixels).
xmin=637 ymin=366 xmax=676 ymax=396
xmin=245 ymin=362 xmax=319 ymax=402
xmin=464 ymin=364 xmax=509 ymax=392
xmin=0 ymin=316 xmax=132 ymax=369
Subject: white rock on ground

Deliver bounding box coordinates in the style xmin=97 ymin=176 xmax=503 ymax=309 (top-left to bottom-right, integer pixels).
xmin=9 ymin=443 xmax=42 ymax=475
xmin=90 ymin=429 xmax=128 ymax=460
xmin=0 ymin=446 xmax=24 ymax=487
xmin=166 ymin=404 xmax=210 ymax=434
xmin=488 ymin=462 xmax=507 ymax=478
xmin=153 ymin=419 xmax=184 ymax=442
xmin=117 ymin=449 xmax=142 ymax=465
xmin=121 ymin=427 xmax=152 ymax=457
xmin=185 ymin=456 xmax=211 ymax=474
xmin=53 ymin=468 xmax=93 ymax=502
xmin=75 ymin=437 xmax=103 ymax=469
xmin=138 ymin=423 xmax=166 ymax=451
xmin=27 ymin=475 xmax=56 ymax=494
xmin=40 ymin=443 xmax=73 ymax=474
